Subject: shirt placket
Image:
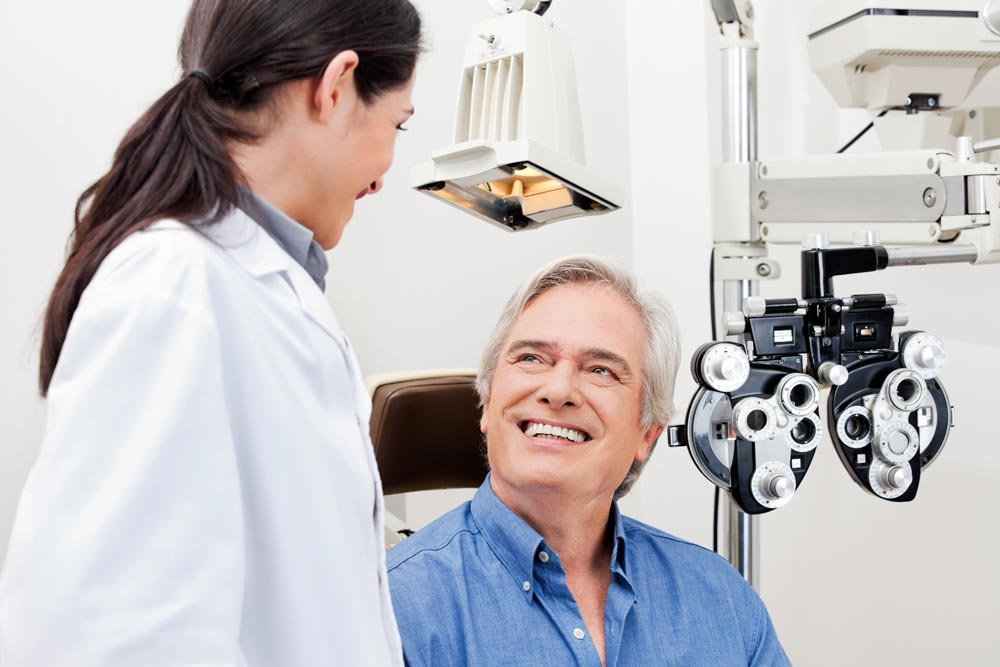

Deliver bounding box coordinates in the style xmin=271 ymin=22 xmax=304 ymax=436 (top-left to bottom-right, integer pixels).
xmin=602 ymin=571 xmax=636 ymax=667
xmin=533 ymin=545 xmax=604 ymax=667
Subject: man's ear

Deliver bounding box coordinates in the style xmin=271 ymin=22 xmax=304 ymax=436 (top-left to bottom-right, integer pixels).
xmin=635 ymin=424 xmax=664 ymax=463
xmin=479 ymin=397 xmax=490 ymax=434
xmin=314 ymin=50 xmax=360 ymax=123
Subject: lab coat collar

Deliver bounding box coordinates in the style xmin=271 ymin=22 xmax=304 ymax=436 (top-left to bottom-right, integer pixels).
xmin=235 ymin=188 xmax=329 ymax=291
xmin=202 ymin=207 xmax=346 ymax=346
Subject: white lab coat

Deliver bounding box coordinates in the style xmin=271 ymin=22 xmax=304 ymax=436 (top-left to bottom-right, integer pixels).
xmin=0 ymin=209 xmax=404 ymax=666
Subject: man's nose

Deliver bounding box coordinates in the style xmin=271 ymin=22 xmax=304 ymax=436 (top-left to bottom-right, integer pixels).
xmin=537 ymin=362 xmax=582 ymax=408
xmin=369 ymin=178 xmax=383 ymax=195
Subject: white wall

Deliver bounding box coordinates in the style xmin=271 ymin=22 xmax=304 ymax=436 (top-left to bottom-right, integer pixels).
xmin=3 ymin=1 xmax=1000 ymax=665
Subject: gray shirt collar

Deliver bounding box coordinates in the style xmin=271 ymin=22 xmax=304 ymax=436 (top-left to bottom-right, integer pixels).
xmin=236 ymin=189 xmax=329 ymax=291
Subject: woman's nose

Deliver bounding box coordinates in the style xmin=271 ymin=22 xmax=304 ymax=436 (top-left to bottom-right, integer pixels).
xmin=369 ymin=178 xmax=383 ymax=195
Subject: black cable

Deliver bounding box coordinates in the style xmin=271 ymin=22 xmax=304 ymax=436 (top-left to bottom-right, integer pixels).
xmin=713 ymin=487 xmax=720 ymax=554
xmin=709 ymin=249 xmax=720 ymax=554
xmin=837 ymin=109 xmax=890 ymax=154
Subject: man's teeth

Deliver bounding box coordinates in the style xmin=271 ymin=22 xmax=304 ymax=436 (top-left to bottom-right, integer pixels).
xmin=524 ymin=422 xmax=587 ymax=443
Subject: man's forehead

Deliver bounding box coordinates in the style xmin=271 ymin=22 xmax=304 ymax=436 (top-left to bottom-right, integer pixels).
xmin=505 ymin=285 xmax=646 ymax=362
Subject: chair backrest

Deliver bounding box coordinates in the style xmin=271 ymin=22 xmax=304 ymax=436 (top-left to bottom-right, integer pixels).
xmin=367 ymin=370 xmax=490 ymax=495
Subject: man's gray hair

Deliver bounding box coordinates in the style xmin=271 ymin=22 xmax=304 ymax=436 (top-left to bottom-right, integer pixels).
xmin=476 ymin=256 xmax=681 ymax=499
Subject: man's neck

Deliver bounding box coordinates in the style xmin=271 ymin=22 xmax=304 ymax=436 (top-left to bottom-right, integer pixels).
xmin=490 ymin=476 xmax=614 ymax=574
xmin=491 ymin=476 xmax=615 ymax=666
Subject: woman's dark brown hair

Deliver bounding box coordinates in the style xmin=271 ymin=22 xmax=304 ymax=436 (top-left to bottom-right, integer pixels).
xmin=39 ymin=0 xmax=422 ymax=395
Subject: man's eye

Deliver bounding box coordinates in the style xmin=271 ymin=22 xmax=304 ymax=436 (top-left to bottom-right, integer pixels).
xmin=396 ymin=123 xmax=409 ymax=132
xmin=591 ymin=366 xmax=618 ymax=379
xmin=519 ymin=354 xmax=541 ymax=364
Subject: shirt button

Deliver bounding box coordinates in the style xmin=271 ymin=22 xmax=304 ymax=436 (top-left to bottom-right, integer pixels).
xmin=537 ymin=550 xmax=550 ymax=563
xmin=522 ymin=581 xmax=531 ymax=592
xmin=572 ymin=628 xmax=586 ymax=640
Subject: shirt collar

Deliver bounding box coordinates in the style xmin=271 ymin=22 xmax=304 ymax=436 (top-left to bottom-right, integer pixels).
xmin=470 ymin=475 xmax=546 ymax=602
xmin=236 ymin=188 xmax=329 ymax=291
xmin=470 ymin=474 xmax=633 ymax=600
xmin=609 ymin=500 xmax=630 ymax=583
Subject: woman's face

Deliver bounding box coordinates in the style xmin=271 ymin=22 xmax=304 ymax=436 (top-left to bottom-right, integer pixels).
xmin=308 ymin=71 xmax=416 ymax=249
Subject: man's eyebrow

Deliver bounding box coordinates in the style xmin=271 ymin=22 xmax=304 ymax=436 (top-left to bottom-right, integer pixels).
xmin=505 ymin=339 xmax=559 ymax=356
xmin=581 ymin=348 xmax=633 ymax=375
xmin=404 ymin=106 xmax=415 ymax=116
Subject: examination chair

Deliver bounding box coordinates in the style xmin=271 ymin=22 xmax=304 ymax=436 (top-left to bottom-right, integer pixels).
xmin=366 ymin=370 xmax=490 ymax=543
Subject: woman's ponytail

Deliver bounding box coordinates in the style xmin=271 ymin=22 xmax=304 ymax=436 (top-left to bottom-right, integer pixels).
xmin=39 ymin=75 xmax=251 ymax=394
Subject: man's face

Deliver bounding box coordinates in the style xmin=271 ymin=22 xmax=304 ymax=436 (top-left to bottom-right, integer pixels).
xmin=481 ymin=283 xmax=662 ymax=502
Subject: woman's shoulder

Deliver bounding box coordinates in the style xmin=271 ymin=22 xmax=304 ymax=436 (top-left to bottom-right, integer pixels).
xmin=83 ymin=217 xmax=247 ymax=316
xmin=107 ymin=218 xmax=230 ymax=274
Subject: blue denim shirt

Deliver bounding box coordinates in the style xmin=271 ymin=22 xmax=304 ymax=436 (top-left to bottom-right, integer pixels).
xmin=387 ymin=477 xmax=791 ymax=666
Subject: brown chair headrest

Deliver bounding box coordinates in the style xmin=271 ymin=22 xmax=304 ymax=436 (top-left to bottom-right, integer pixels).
xmin=368 ymin=372 xmax=490 ymax=495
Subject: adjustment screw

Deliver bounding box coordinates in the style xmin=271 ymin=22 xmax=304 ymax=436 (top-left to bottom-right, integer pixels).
xmin=802 ymin=233 xmax=829 ymax=250
xmin=756 ymin=263 xmax=772 ymax=277
xmin=758 ymin=191 xmax=769 ymax=210
xmin=853 ymin=230 xmax=881 ymax=247
xmin=923 ymin=187 xmax=937 ymax=207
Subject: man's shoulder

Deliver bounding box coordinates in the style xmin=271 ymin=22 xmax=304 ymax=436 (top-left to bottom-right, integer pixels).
xmin=622 ymin=515 xmax=789 ymax=666
xmin=620 ymin=514 xmax=748 ymax=585
xmin=386 ymin=502 xmax=479 ymax=575
xmin=620 ymin=515 xmax=717 ymax=559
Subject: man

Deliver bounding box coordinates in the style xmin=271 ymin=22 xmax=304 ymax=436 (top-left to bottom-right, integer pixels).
xmin=387 ymin=257 xmax=791 ymax=666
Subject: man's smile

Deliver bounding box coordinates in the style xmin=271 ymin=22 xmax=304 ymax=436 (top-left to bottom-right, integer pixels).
xmin=518 ymin=419 xmax=592 ymax=444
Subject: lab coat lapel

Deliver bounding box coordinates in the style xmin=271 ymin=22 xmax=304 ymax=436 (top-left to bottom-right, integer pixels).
xmin=285 ymin=269 xmax=347 ymax=346
xmin=208 ymin=208 xmax=346 ymax=345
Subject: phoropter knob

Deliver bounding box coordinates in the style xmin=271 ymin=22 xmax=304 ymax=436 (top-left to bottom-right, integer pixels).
xmin=764 ymin=473 xmax=794 ymax=500
xmin=885 ymin=465 xmax=913 ymax=490
xmin=818 ymin=362 xmax=849 ymax=386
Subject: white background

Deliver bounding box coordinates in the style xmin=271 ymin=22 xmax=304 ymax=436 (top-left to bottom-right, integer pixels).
xmin=2 ymin=1 xmax=999 ymax=664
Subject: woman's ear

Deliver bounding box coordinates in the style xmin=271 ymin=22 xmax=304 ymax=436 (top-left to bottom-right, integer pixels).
xmin=314 ymin=50 xmax=360 ymax=123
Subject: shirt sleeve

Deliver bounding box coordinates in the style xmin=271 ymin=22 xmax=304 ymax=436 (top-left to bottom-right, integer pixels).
xmin=0 ymin=290 xmax=246 ymax=666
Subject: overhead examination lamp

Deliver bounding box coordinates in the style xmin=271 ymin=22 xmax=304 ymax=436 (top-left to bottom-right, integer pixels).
xmin=412 ymin=0 xmax=623 ymax=231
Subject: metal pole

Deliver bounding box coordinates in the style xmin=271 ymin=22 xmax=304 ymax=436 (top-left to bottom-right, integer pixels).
xmin=721 ymin=38 xmax=756 ymax=163
xmin=720 ymin=279 xmax=760 ymax=588
xmin=717 ymin=25 xmax=760 ymax=588
xmin=886 ymin=245 xmax=979 ymax=266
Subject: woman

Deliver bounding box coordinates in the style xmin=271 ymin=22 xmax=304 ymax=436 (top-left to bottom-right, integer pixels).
xmin=0 ymin=1 xmax=421 ymax=664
